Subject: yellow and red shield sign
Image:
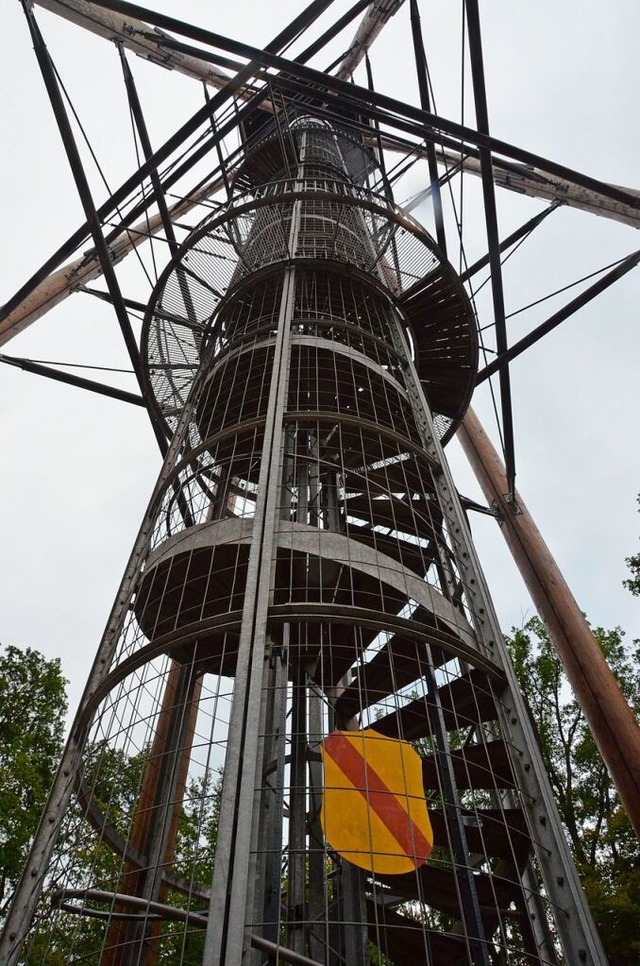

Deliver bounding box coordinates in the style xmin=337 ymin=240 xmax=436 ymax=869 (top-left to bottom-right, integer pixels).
xmin=320 ymin=728 xmax=433 ymax=875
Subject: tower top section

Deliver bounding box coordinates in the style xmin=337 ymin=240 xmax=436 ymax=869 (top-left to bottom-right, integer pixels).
xmin=142 ymin=113 xmax=478 ymax=443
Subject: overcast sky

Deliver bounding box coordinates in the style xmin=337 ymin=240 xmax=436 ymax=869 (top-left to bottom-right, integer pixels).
xmin=1 ymin=0 xmax=639 ymax=715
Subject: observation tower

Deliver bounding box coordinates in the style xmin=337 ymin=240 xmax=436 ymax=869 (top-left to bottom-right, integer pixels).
xmin=5 ymin=2 xmax=638 ymax=965
xmin=2 ymin=108 xmax=606 ymax=966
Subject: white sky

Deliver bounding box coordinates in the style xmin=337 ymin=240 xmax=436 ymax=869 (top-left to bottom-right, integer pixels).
xmin=1 ymin=0 xmax=639 ymax=715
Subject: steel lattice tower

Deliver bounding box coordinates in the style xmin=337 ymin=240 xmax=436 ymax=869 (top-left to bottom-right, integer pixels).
xmin=2 ymin=108 xmax=607 ymax=966
xmin=3 ymin=2 xmax=631 ymax=965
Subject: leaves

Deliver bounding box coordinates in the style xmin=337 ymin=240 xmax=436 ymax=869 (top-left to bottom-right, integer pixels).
xmin=0 ymin=643 xmax=67 ymax=910
xmin=507 ymin=617 xmax=640 ymax=965
xmin=623 ymin=495 xmax=640 ymax=596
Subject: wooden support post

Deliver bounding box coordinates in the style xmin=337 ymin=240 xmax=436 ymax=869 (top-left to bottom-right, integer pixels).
xmin=103 ymin=663 xmax=202 ymax=965
xmin=458 ymin=406 xmax=640 ymax=837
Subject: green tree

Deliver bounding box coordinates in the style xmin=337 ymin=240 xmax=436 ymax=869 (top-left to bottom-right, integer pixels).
xmin=623 ymin=493 xmax=640 ymax=596
xmin=508 ymin=617 xmax=640 ymax=966
xmin=0 ymin=643 xmax=223 ymax=961
xmin=0 ymin=643 xmax=67 ymax=914
xmin=24 ymin=744 xmax=222 ymax=963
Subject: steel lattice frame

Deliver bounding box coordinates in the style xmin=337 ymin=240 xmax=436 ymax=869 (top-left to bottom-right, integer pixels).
xmin=2 ymin=2 xmax=638 ymax=965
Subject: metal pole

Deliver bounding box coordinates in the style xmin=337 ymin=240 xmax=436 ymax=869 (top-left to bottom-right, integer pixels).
xmin=21 ymin=0 xmax=169 ymax=455
xmin=0 ymin=352 xmax=145 ymax=406
xmin=464 ymin=0 xmax=516 ymax=498
xmin=476 ymin=248 xmax=640 ymax=383
xmin=409 ymin=0 xmax=447 ymax=255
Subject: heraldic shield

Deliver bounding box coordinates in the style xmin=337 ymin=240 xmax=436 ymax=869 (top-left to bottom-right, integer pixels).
xmin=320 ymin=728 xmax=433 ymax=875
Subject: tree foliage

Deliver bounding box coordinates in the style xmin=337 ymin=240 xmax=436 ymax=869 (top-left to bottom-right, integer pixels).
xmin=22 ymin=739 xmax=222 ymax=962
xmin=623 ymin=494 xmax=640 ymax=596
xmin=4 ymin=622 xmax=640 ymax=965
xmin=0 ymin=643 xmax=222 ymax=961
xmin=0 ymin=643 xmax=67 ymax=912
xmin=507 ymin=617 xmax=640 ymax=966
